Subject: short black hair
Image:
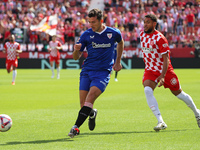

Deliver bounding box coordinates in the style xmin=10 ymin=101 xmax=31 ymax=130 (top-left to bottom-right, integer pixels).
xmin=88 ymin=9 xmax=103 ymax=21
xmin=145 ymin=14 xmax=157 ymax=23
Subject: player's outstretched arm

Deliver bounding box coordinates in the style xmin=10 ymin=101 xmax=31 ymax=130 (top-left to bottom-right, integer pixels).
xmin=157 ymin=53 xmax=169 ymax=87
xmin=56 ymin=46 xmax=63 ymax=50
xmin=113 ymin=39 xmax=124 ymax=72
xmin=2 ymin=48 xmax=6 ymax=53
xmin=73 ymin=43 xmax=83 ymax=60
xmin=16 ymin=49 xmax=22 ymax=53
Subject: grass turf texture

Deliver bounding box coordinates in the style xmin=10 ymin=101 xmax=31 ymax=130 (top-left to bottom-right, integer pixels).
xmin=0 ymin=69 xmax=200 ymax=150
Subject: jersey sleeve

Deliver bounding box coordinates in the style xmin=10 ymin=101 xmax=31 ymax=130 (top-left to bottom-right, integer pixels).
xmin=17 ymin=43 xmax=21 ymax=50
xmin=57 ymin=41 xmax=62 ymax=47
xmin=4 ymin=43 xmax=7 ymax=50
xmin=115 ymin=28 xmax=122 ymax=43
xmin=157 ymin=36 xmax=170 ymax=55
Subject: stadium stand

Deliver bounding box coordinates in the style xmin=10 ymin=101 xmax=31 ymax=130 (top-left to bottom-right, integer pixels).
xmin=0 ymin=0 xmax=199 ymax=53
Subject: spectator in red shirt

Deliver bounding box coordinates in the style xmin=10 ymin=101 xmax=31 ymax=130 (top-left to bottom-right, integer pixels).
xmin=3 ymin=27 xmax=11 ymax=44
xmin=64 ymin=21 xmax=75 ymax=51
xmin=186 ymin=10 xmax=195 ymax=35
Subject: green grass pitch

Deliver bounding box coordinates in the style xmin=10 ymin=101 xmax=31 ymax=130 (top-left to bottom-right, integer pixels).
xmin=0 ymin=69 xmax=200 ymax=150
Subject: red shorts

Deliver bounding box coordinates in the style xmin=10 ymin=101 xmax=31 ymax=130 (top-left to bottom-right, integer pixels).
xmin=49 ymin=55 xmax=60 ymax=65
xmin=6 ymin=59 xmax=18 ymax=70
xmin=142 ymin=70 xmax=180 ymax=91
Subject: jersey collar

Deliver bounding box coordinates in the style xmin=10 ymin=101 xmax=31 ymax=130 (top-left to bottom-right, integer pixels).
xmin=95 ymin=25 xmax=107 ymax=34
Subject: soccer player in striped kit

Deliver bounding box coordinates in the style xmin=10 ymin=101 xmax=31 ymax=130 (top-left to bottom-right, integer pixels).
xmin=48 ymin=35 xmax=62 ymax=79
xmin=3 ymin=35 xmax=22 ymax=85
xmin=140 ymin=14 xmax=200 ymax=131
xmin=68 ymin=9 xmax=124 ymax=138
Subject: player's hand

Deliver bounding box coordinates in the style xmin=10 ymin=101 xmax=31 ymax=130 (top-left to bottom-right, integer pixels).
xmin=157 ymin=75 xmax=165 ymax=87
xmin=113 ymin=63 xmax=122 ymax=72
xmin=74 ymin=43 xmax=82 ymax=51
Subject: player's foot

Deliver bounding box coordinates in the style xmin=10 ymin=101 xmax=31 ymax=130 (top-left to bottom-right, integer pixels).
xmin=196 ymin=109 xmax=200 ymax=128
xmin=88 ymin=109 xmax=98 ymax=131
xmin=57 ymin=74 xmax=60 ymax=79
xmin=12 ymin=82 xmax=15 ymax=85
xmin=114 ymin=78 xmax=118 ymax=82
xmin=51 ymin=74 xmax=54 ymax=78
xmin=68 ymin=125 xmax=80 ymax=138
xmin=154 ymin=122 xmax=167 ymax=132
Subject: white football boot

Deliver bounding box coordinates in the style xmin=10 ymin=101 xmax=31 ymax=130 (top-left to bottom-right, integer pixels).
xmin=154 ymin=122 xmax=167 ymax=132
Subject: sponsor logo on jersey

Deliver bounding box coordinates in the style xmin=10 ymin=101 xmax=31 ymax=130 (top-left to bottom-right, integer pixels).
xmin=142 ymin=47 xmax=156 ymax=53
xmin=107 ymin=33 xmax=112 ymax=39
xmin=90 ymin=35 xmax=94 ymax=39
xmin=9 ymin=48 xmax=15 ymax=52
xmin=92 ymin=42 xmax=111 ymax=48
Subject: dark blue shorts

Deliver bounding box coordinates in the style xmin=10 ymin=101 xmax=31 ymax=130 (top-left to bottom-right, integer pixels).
xmin=188 ymin=22 xmax=194 ymax=27
xmin=79 ymin=70 xmax=111 ymax=93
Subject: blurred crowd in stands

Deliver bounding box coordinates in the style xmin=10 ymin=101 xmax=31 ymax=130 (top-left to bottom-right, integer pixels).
xmin=0 ymin=0 xmax=200 ymax=52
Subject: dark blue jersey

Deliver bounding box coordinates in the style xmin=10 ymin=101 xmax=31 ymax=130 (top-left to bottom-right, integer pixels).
xmin=77 ymin=26 xmax=122 ymax=71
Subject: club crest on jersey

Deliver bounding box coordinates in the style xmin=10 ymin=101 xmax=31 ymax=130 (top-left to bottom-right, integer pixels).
xmin=170 ymin=78 xmax=177 ymax=85
xmin=150 ymin=40 xmax=154 ymax=46
xmin=107 ymin=33 xmax=112 ymax=39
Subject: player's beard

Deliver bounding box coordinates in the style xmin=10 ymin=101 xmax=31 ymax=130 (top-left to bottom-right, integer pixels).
xmin=144 ymin=26 xmax=154 ymax=34
xmin=10 ymin=39 xmax=14 ymax=42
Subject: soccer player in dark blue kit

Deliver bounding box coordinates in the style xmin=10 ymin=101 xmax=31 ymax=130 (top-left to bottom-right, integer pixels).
xmin=68 ymin=8 xmax=124 ymax=138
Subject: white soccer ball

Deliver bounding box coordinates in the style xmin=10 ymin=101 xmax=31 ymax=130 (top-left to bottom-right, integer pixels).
xmin=0 ymin=114 xmax=12 ymax=132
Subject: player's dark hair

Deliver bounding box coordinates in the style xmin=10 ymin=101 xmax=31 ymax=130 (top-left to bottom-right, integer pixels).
xmin=88 ymin=9 xmax=103 ymax=21
xmin=145 ymin=14 xmax=157 ymax=23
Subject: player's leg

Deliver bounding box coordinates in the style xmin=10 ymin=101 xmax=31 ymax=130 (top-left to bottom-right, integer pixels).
xmin=12 ymin=59 xmax=18 ymax=85
xmin=68 ymin=90 xmax=88 ymax=138
xmin=12 ymin=66 xmax=17 ymax=85
xmin=50 ymin=58 xmax=54 ymax=78
xmin=171 ymin=89 xmax=200 ymax=128
xmin=143 ymin=71 xmax=167 ymax=131
xmin=164 ymin=70 xmax=200 ymax=128
xmin=75 ymin=86 xmax=101 ymax=127
xmin=80 ymin=90 xmax=88 ymax=108
xmin=6 ymin=59 xmax=13 ymax=74
xmin=55 ymin=60 xmax=60 ymax=79
xmin=144 ymin=80 xmax=167 ymax=131
xmin=87 ymin=70 xmax=111 ymax=131
xmin=68 ymin=88 xmax=100 ymax=138
xmin=68 ymin=71 xmax=90 ymax=138
xmin=86 ymin=86 xmax=101 ymax=131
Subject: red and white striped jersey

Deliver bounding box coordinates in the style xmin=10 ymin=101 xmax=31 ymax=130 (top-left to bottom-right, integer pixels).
xmin=4 ymin=42 xmax=20 ymax=60
xmin=140 ymin=30 xmax=173 ymax=73
xmin=49 ymin=40 xmax=62 ymax=57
